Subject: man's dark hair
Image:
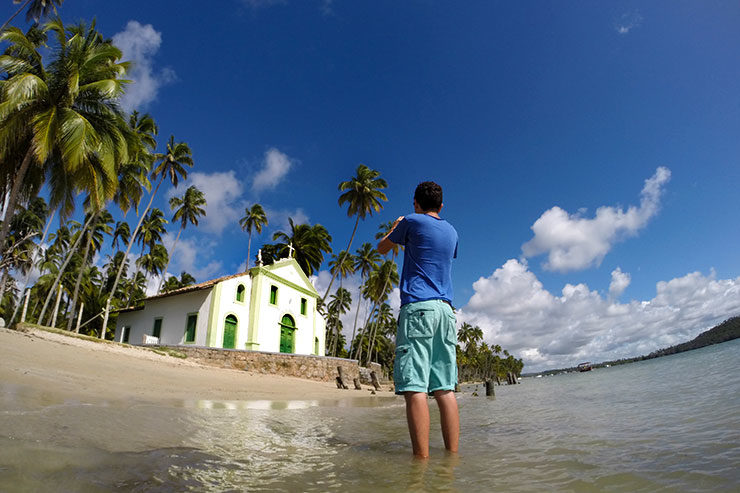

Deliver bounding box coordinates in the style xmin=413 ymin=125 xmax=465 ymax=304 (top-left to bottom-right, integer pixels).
xmin=414 ymin=181 xmax=443 ymax=212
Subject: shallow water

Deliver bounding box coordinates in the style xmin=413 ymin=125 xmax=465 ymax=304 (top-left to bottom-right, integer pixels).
xmin=1 ymin=340 xmax=738 ymax=492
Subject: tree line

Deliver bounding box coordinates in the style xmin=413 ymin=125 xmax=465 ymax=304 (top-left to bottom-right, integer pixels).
xmin=0 ymin=6 xmax=525 ymax=379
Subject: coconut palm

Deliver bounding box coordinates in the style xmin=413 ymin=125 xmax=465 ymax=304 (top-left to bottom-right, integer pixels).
xmin=322 ymin=165 xmax=387 ymax=302
xmin=1 ymin=0 xmax=64 ymax=34
xmin=356 ymin=259 xmax=398 ymax=364
xmin=328 ymin=250 xmax=355 ymax=289
xmin=126 ymin=207 xmax=167 ymax=304
xmin=161 ymin=271 xmax=196 ymax=292
xmin=136 ymin=244 xmax=168 ymax=293
xmin=111 ymin=221 xmax=130 ymax=251
xmin=348 ymin=242 xmax=380 ymax=358
xmin=271 ymin=218 xmax=332 ymax=276
xmin=156 ymin=185 xmax=205 ymax=293
xmin=65 ymin=208 xmax=113 ymax=330
xmin=327 ymin=286 xmax=352 ymax=356
xmin=113 ymin=112 xmax=157 ymax=218
xmin=0 ymin=20 xmax=130 ymax=257
xmin=239 ymin=203 xmax=267 ymax=270
xmin=102 ymin=135 xmax=193 ymax=336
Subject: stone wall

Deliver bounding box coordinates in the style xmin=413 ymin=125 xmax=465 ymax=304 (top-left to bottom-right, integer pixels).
xmin=158 ymin=345 xmax=384 ymax=384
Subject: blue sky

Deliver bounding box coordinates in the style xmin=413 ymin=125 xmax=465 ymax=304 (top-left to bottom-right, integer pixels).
xmin=4 ymin=1 xmax=739 ymax=371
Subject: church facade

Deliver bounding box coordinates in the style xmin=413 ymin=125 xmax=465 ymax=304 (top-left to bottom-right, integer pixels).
xmin=114 ymin=257 xmax=326 ymax=356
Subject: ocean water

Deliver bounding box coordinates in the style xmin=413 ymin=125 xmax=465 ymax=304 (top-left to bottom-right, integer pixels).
xmin=0 ymin=340 xmax=738 ymax=492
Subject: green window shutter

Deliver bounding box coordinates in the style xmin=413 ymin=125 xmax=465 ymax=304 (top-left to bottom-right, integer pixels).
xmin=270 ymin=285 xmax=278 ymax=305
xmin=236 ymin=285 xmax=245 ymax=302
xmin=153 ymin=318 xmax=162 ymax=338
xmin=185 ymin=314 xmax=197 ymax=342
xmin=300 ymin=298 xmax=307 ymax=315
xmin=122 ymin=326 xmax=130 ymax=343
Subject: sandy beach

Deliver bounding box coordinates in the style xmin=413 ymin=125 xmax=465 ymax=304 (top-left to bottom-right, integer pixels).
xmin=0 ymin=327 xmax=385 ymax=405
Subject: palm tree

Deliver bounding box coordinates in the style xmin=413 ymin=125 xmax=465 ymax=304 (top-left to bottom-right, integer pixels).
xmin=356 ymin=259 xmax=398 ymax=364
xmin=327 ymin=286 xmax=352 ymax=356
xmin=102 ymin=135 xmax=193 ymax=336
xmin=348 ymin=242 xmax=379 ymax=358
xmin=239 ymin=203 xmax=267 ymax=270
xmin=322 ymin=164 xmax=387 ymax=302
xmin=127 ymin=208 xmax=167 ymax=304
xmin=328 ymin=250 xmax=355 ymax=289
xmin=0 ymin=20 xmax=130 ymax=262
xmin=1 ymin=0 xmax=64 ymax=33
xmin=271 ymin=218 xmax=332 ymax=276
xmin=65 ymin=208 xmax=113 ymax=330
xmin=161 ymin=271 xmax=196 ymax=292
xmin=136 ymin=244 xmax=168 ymax=296
xmin=111 ymin=221 xmax=130 ymax=251
xmin=156 ymin=185 xmax=206 ymax=293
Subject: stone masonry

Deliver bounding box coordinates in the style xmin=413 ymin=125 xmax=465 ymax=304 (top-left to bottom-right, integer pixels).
xmin=158 ymin=345 xmax=386 ymax=384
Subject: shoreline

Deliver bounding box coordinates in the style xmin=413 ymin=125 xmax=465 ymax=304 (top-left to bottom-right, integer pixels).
xmin=0 ymin=327 xmax=395 ymax=406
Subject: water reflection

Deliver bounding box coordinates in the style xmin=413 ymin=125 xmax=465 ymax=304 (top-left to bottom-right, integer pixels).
xmin=183 ymin=396 xmax=399 ymax=410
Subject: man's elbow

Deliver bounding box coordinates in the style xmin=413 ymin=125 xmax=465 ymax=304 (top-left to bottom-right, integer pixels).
xmin=377 ymin=239 xmax=391 ymax=255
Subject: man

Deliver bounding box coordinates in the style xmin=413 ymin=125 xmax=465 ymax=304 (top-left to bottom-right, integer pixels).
xmin=377 ymin=181 xmax=459 ymax=458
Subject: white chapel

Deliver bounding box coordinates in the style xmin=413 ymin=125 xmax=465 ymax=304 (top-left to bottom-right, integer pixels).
xmin=114 ymin=255 xmax=326 ymax=356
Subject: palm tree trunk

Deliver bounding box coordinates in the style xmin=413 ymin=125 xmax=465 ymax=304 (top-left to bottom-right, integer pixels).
xmin=348 ymin=284 xmax=365 ymax=358
xmin=101 ymin=176 xmax=164 ymax=338
xmin=246 ymin=231 xmax=252 ymax=270
xmin=38 ymin=214 xmax=95 ymax=325
xmin=156 ymin=227 xmax=182 ymax=294
xmin=8 ymin=209 xmax=55 ymax=325
xmin=0 ymin=0 xmax=31 ymax=34
xmin=0 ymin=147 xmax=35 ymax=261
xmin=66 ymin=211 xmax=99 ymax=330
xmin=321 ymin=216 xmax=359 ymax=303
xmin=355 ymin=301 xmax=377 ymax=363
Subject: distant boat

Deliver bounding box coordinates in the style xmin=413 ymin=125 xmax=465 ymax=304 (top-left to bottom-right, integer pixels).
xmin=577 ymin=362 xmax=592 ymax=372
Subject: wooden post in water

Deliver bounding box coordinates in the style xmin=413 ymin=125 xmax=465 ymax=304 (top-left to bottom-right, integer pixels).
xmin=353 ymin=378 xmax=362 ymax=390
xmin=486 ymin=380 xmax=495 ymax=396
xmin=370 ymin=371 xmax=381 ymax=391
xmin=336 ymin=366 xmax=349 ymax=389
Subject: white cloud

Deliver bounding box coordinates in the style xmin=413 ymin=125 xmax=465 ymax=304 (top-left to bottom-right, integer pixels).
xmin=170 ymin=171 xmax=246 ymax=235
xmin=263 ymin=207 xmax=309 ymax=236
xmin=522 ymin=167 xmax=671 ymax=272
xmin=615 ymin=11 xmax=643 ymax=35
xmin=161 ymin=234 xmax=223 ymax=283
xmin=252 ymin=148 xmax=295 ymax=192
xmin=609 ymin=267 xmax=631 ymax=300
xmin=459 ymin=259 xmax=740 ymax=372
xmin=113 ymin=21 xmax=176 ymax=112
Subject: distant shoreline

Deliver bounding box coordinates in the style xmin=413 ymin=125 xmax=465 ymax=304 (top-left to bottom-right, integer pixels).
xmin=0 ymin=326 xmax=391 ymax=405
xmin=524 ymin=316 xmax=739 ymax=377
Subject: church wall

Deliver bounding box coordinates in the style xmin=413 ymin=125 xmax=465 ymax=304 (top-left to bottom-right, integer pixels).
xmin=114 ymin=289 xmax=212 ymax=345
xmin=254 ymin=276 xmax=318 ymax=355
xmin=210 ymin=274 xmax=253 ymax=349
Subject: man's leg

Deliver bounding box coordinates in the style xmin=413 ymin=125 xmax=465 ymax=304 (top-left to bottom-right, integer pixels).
xmin=433 ymin=390 xmax=459 ymax=453
xmin=404 ymin=391 xmax=430 ymax=458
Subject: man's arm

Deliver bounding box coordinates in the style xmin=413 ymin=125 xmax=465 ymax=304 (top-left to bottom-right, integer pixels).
xmin=377 ymin=216 xmax=404 ymax=255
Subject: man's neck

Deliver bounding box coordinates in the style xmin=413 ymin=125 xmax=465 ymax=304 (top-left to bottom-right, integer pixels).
xmin=421 ymin=210 xmax=441 ymax=219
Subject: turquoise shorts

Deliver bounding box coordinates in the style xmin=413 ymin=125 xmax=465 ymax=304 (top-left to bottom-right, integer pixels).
xmin=394 ymin=300 xmax=457 ymax=394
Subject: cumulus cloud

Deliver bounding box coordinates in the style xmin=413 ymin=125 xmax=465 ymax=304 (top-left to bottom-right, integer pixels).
xmin=113 ymin=21 xmax=176 ymax=112
xmin=170 ymin=171 xmax=246 ymax=235
xmin=615 ymin=11 xmax=643 ymax=35
xmin=522 ymin=167 xmax=671 ymax=272
xmin=159 ymin=234 xmax=223 ymax=283
xmin=252 ymin=148 xmax=295 ymax=192
xmin=609 ymin=267 xmax=631 ymax=300
xmin=458 ymin=259 xmax=740 ymax=372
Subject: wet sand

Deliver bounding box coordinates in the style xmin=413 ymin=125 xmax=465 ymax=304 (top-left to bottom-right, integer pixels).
xmin=0 ymin=327 xmax=383 ymax=405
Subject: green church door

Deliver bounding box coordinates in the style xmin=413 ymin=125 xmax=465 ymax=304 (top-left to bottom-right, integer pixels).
xmin=279 ymin=315 xmax=295 ymax=353
xmin=223 ymin=315 xmax=237 ymax=349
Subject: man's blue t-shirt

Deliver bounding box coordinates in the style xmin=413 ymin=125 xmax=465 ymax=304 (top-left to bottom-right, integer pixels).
xmin=387 ymin=213 xmax=458 ymax=306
